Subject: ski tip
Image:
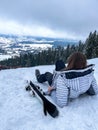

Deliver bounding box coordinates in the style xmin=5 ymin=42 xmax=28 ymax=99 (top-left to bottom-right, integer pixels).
xmin=43 ymin=102 xmax=47 ymax=116
xmin=51 ymin=109 xmax=59 ymax=118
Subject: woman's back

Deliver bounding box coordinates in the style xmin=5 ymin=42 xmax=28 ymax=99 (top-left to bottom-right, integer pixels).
xmin=51 ymin=52 xmax=98 ymax=107
xmin=52 ymin=64 xmax=98 ymax=107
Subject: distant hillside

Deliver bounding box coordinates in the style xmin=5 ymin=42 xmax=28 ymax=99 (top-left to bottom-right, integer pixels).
xmin=0 ymin=33 xmax=79 ymax=57
xmin=0 ymin=33 xmax=78 ymax=47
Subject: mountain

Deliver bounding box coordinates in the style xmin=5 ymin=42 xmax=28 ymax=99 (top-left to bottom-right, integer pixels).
xmin=0 ymin=58 xmax=98 ymax=130
xmin=0 ymin=34 xmax=78 ymax=57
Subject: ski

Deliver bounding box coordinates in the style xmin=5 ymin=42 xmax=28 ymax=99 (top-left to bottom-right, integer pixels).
xmin=26 ymin=81 xmax=59 ymax=118
xmin=25 ymin=83 xmax=45 ymax=96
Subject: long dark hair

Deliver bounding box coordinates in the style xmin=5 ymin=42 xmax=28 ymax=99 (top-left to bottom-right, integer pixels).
xmin=66 ymin=52 xmax=87 ymax=70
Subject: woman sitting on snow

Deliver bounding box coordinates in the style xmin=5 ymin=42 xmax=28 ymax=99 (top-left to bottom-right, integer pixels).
xmin=35 ymin=52 xmax=98 ymax=107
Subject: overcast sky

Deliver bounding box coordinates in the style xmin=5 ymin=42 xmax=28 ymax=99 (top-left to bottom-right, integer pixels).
xmin=0 ymin=0 xmax=98 ymax=40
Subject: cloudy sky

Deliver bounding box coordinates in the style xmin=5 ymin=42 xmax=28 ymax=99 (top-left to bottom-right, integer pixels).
xmin=0 ymin=0 xmax=98 ymax=40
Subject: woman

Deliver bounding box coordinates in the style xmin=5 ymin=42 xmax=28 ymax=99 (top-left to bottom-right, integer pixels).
xmin=36 ymin=52 xmax=98 ymax=107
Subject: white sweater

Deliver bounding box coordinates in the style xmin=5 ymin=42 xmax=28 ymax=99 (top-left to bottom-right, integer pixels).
xmin=51 ymin=65 xmax=98 ymax=107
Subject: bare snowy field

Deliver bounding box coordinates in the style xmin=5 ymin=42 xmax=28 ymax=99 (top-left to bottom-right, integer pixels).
xmin=0 ymin=54 xmax=11 ymax=61
xmin=0 ymin=58 xmax=98 ymax=130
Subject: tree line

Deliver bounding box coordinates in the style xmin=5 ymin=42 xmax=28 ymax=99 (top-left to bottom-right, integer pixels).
xmin=0 ymin=31 xmax=98 ymax=68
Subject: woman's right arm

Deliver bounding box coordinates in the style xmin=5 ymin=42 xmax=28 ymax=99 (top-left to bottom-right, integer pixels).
xmin=91 ymin=77 xmax=98 ymax=94
xmin=55 ymin=75 xmax=69 ymax=107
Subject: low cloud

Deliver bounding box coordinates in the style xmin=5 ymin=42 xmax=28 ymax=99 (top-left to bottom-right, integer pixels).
xmin=0 ymin=0 xmax=98 ymax=40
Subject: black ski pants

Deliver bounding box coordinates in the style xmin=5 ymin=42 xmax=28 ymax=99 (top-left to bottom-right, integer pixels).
xmin=37 ymin=72 xmax=53 ymax=86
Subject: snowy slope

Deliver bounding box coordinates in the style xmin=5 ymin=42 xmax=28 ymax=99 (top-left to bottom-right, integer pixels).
xmin=0 ymin=59 xmax=98 ymax=130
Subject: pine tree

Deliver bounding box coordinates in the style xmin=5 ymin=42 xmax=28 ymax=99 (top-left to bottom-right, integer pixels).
xmin=85 ymin=31 xmax=97 ymax=59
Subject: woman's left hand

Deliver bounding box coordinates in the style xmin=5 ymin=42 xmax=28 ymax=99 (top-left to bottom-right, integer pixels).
xmin=48 ymin=86 xmax=53 ymax=92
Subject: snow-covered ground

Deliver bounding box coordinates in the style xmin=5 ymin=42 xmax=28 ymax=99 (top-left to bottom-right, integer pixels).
xmin=0 ymin=58 xmax=98 ymax=130
xmin=0 ymin=54 xmax=12 ymax=61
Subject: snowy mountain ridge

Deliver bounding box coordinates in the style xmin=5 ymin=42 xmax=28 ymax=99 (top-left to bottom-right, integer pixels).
xmin=0 ymin=34 xmax=78 ymax=58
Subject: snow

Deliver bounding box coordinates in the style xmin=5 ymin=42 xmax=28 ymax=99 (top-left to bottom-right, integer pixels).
xmin=0 ymin=37 xmax=12 ymax=44
xmin=21 ymin=43 xmax=53 ymax=49
xmin=0 ymin=58 xmax=98 ymax=130
xmin=0 ymin=54 xmax=11 ymax=61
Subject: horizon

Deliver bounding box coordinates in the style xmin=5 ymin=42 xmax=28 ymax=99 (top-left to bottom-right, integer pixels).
xmin=0 ymin=33 xmax=79 ymax=41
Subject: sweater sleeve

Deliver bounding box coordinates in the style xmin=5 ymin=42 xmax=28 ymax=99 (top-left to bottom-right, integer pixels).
xmin=91 ymin=77 xmax=98 ymax=94
xmin=56 ymin=75 xmax=69 ymax=107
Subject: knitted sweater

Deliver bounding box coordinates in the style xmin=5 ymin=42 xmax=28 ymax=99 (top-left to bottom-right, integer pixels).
xmin=51 ymin=65 xmax=98 ymax=107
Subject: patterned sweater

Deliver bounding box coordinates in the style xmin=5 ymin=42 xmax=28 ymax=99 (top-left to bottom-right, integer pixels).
xmin=51 ymin=65 xmax=98 ymax=107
